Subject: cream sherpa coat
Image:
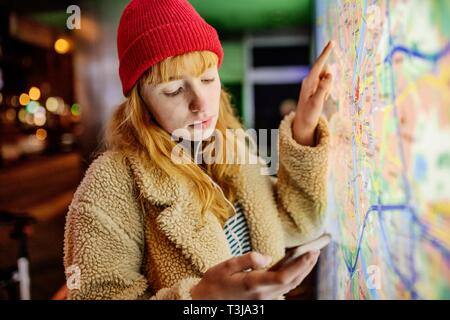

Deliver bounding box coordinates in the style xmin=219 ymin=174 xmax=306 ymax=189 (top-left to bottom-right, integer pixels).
xmin=63 ymin=112 xmax=330 ymax=299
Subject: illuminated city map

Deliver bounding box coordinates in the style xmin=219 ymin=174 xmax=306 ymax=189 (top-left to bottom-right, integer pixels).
xmin=315 ymin=0 xmax=450 ymax=299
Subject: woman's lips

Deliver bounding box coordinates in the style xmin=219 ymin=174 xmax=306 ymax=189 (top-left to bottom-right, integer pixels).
xmin=188 ymin=115 xmax=214 ymax=130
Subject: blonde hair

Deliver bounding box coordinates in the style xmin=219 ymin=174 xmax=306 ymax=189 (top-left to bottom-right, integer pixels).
xmin=105 ymin=51 xmax=244 ymax=225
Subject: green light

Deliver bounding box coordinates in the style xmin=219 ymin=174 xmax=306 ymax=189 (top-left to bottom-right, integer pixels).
xmin=71 ymin=103 xmax=80 ymax=116
xmin=26 ymin=101 xmax=39 ymax=114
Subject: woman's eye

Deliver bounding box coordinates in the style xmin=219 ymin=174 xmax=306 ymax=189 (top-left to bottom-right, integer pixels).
xmin=201 ymin=78 xmax=215 ymax=83
xmin=165 ymin=87 xmax=183 ymax=97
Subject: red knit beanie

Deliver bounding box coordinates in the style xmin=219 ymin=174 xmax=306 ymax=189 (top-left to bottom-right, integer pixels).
xmin=117 ymin=0 xmax=224 ymax=97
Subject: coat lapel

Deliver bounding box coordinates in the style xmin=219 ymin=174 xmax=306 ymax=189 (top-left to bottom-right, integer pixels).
xmin=126 ymin=154 xmax=232 ymax=273
xmin=233 ymin=163 xmax=285 ymax=262
xmin=126 ymin=154 xmax=284 ymax=274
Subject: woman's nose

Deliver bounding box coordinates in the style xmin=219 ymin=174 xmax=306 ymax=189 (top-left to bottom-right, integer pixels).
xmin=189 ymin=87 xmax=207 ymax=113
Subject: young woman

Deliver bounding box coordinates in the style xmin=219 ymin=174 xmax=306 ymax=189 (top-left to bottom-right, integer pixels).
xmin=64 ymin=0 xmax=334 ymax=300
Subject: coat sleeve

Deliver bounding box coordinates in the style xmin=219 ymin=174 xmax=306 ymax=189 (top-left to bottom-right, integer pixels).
xmin=273 ymin=111 xmax=330 ymax=247
xmin=63 ymin=152 xmax=200 ymax=300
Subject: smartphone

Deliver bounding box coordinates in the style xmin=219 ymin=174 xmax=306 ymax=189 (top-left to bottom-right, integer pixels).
xmin=268 ymin=233 xmax=331 ymax=271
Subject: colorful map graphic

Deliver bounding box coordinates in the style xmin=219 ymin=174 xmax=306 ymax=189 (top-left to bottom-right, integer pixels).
xmin=315 ymin=0 xmax=450 ymax=299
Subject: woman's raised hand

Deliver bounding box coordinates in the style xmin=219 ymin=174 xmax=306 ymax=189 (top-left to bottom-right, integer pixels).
xmin=292 ymin=40 xmax=334 ymax=146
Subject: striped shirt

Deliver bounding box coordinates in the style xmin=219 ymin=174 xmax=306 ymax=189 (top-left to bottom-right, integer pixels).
xmin=223 ymin=203 xmax=252 ymax=256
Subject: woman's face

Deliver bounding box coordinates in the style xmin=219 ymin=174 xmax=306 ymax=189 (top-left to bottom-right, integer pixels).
xmin=140 ymin=65 xmax=221 ymax=141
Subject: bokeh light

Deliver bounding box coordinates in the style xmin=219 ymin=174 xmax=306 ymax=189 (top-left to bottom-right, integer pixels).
xmin=54 ymin=38 xmax=70 ymax=54
xmin=71 ymin=103 xmax=80 ymax=116
xmin=33 ymin=106 xmax=47 ymax=126
xmin=29 ymin=86 xmax=41 ymax=101
xmin=10 ymin=95 xmax=19 ymax=107
xmin=18 ymin=108 xmax=27 ymax=123
xmin=5 ymin=109 xmax=16 ymax=123
xmin=46 ymin=97 xmax=58 ymax=112
xmin=19 ymin=93 xmax=30 ymax=106
xmin=26 ymin=101 xmax=39 ymax=114
xmin=35 ymin=128 xmax=47 ymax=140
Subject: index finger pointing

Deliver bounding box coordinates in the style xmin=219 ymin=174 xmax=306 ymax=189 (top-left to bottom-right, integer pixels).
xmin=310 ymin=40 xmax=334 ymax=79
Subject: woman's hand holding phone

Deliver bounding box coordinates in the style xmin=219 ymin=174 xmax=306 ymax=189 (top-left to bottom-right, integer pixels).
xmin=269 ymin=233 xmax=331 ymax=271
xmin=190 ymin=250 xmax=321 ymax=300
